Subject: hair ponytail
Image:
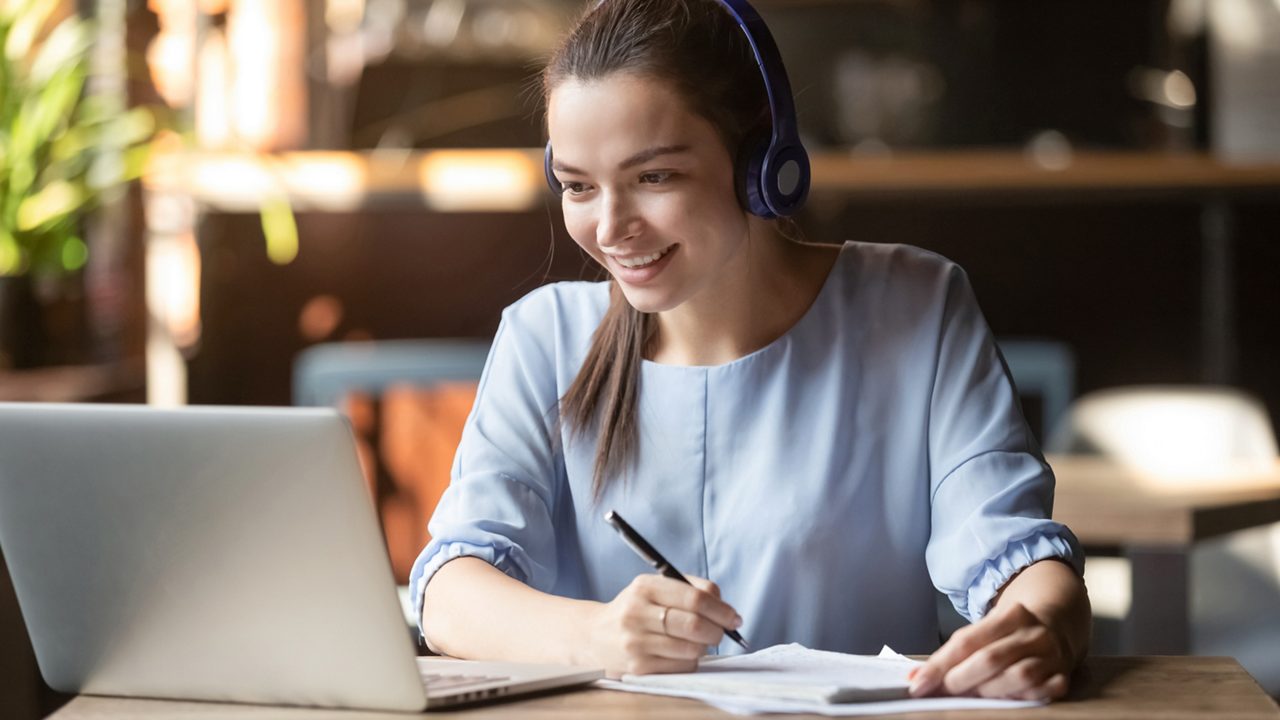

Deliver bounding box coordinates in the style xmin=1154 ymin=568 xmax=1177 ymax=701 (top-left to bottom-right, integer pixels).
xmin=560 ymin=282 xmax=650 ymax=500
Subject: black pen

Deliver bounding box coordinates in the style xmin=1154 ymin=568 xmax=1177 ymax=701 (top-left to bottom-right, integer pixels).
xmin=604 ymin=510 xmax=750 ymax=651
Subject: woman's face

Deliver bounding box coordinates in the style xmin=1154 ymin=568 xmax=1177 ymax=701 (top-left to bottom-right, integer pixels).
xmin=548 ymin=73 xmax=749 ymax=314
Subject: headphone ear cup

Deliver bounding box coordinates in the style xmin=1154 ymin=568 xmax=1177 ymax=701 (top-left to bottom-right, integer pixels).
xmin=734 ymin=131 xmax=773 ymax=218
xmin=544 ymin=142 xmax=563 ymax=196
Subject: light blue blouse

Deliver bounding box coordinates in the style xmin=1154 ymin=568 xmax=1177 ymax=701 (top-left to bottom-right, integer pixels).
xmin=409 ymin=241 xmax=1083 ymax=655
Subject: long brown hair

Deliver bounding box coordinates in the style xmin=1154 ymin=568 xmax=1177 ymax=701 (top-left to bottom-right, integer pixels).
xmin=545 ymin=0 xmax=772 ymax=499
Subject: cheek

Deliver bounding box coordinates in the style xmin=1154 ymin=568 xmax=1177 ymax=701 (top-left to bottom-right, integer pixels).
xmin=645 ymin=197 xmax=690 ymax=228
xmin=658 ymin=186 xmax=743 ymax=243
xmin=562 ymin=205 xmax=598 ymax=253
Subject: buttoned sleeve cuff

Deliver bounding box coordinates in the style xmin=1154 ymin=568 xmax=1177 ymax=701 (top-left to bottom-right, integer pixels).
xmin=409 ymin=539 xmax=532 ymax=641
xmin=952 ymin=525 xmax=1085 ymax=623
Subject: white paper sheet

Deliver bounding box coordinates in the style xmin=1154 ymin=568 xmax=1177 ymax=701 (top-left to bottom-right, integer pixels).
xmin=596 ymin=644 xmax=1043 ymax=716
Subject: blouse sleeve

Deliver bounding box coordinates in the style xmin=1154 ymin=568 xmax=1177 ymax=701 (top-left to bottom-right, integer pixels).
xmin=407 ymin=298 xmax=563 ymax=637
xmin=924 ymin=264 xmax=1084 ymax=622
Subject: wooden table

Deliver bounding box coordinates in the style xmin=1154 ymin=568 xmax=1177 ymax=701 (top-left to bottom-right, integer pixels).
xmin=1048 ymin=454 xmax=1280 ymax=655
xmin=46 ymin=656 xmax=1280 ymax=719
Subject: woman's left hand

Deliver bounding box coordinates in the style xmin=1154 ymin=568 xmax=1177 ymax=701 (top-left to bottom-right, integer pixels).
xmin=908 ymin=600 xmax=1074 ymax=701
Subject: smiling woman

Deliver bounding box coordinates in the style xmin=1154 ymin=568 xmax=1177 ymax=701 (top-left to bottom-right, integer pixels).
xmin=550 ymin=77 xmax=747 ymax=309
xmin=542 ymin=7 xmax=825 ymax=497
xmin=411 ymin=0 xmax=1091 ymax=701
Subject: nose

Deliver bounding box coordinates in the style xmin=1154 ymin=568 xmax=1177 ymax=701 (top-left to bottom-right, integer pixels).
xmin=595 ymin=190 xmax=640 ymax=249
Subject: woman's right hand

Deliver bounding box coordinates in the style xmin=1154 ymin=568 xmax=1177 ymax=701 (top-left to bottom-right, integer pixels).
xmin=584 ymin=574 xmax=743 ymax=677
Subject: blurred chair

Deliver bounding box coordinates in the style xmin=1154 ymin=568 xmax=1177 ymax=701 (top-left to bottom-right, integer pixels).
xmin=996 ymin=338 xmax=1076 ymax=445
xmin=1045 ymin=385 xmax=1278 ymax=478
xmin=293 ymin=339 xmax=490 ymax=587
xmin=1046 ymin=385 xmax=1280 ymax=694
xmin=293 ymin=339 xmax=490 ymax=407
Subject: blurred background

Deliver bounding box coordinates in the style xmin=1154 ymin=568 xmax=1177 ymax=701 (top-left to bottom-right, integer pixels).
xmin=1 ymin=0 xmax=1279 ymax=717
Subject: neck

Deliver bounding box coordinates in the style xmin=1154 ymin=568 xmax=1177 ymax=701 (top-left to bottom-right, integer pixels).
xmin=647 ymin=223 xmax=833 ymax=367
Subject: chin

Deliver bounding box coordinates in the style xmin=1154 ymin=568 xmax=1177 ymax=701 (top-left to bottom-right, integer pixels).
xmin=615 ymin=285 xmax=680 ymax=315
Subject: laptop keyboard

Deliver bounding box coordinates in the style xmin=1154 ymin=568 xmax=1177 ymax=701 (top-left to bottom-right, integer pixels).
xmin=420 ymin=672 xmax=511 ymax=692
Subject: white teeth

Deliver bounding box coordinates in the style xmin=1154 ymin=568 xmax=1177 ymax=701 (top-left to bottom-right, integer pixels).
xmin=616 ymin=246 xmax=671 ymax=269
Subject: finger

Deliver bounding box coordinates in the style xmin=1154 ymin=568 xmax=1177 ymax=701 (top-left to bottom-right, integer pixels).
xmin=1016 ymin=673 xmax=1069 ymax=702
xmin=618 ymin=623 xmax=704 ymax=669
xmin=659 ymin=607 xmax=728 ymax=645
xmin=622 ymin=654 xmax=700 ymax=676
xmin=686 ymin=576 xmax=721 ymax=599
xmin=943 ymin=624 xmax=1056 ymax=696
xmin=643 ymin=631 xmax=710 ymax=661
xmin=645 ymin=578 xmax=740 ymax=630
xmin=910 ymin=603 xmax=1037 ymax=697
xmin=972 ymin=656 xmax=1053 ymax=699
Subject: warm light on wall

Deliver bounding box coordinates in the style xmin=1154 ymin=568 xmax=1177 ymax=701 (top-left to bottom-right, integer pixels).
xmin=152 ymin=151 xmax=367 ymax=212
xmin=277 ymin=154 xmax=367 ymax=209
xmin=227 ymin=0 xmax=307 ymax=150
xmin=418 ymin=150 xmax=541 ymax=211
xmin=326 ymin=0 xmax=365 ymax=31
xmin=146 ymin=230 xmax=202 ymax=351
xmin=195 ymin=28 xmax=231 ymax=147
xmin=146 ymin=0 xmax=196 ymax=108
xmin=188 ymin=153 xmax=278 ymax=202
xmin=144 ymin=149 xmax=553 ymax=216
xmin=148 ymin=0 xmax=307 ymax=150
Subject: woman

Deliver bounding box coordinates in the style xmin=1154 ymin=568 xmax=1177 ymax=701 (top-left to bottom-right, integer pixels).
xmin=410 ymin=0 xmax=1090 ymax=701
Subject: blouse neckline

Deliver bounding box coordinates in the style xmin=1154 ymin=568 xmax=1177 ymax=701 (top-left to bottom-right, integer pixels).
xmin=640 ymin=242 xmax=848 ymax=373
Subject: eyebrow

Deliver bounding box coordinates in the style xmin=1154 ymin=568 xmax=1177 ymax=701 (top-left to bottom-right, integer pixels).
xmin=552 ymin=144 xmax=691 ymax=176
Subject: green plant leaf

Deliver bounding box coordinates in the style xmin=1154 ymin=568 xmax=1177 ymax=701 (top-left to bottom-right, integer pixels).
xmin=72 ymin=92 xmax=116 ymax=124
xmin=261 ymin=195 xmax=299 ymax=265
xmin=47 ymin=123 xmax=95 ymax=163
xmin=86 ymin=148 xmax=124 ymax=190
xmin=0 ymin=228 xmax=22 ymax=275
xmin=112 ymin=106 xmax=156 ymax=146
xmin=16 ymin=178 xmax=82 ymax=231
xmin=2 ymin=0 xmax=58 ymax=64
xmin=3 ymin=0 xmax=61 ymax=65
xmin=59 ymin=233 xmax=86 ymax=271
xmin=5 ymin=154 xmax=36 ymax=205
xmin=10 ymin=61 xmax=87 ymax=169
xmin=119 ymin=142 xmax=152 ymax=182
xmin=28 ymin=13 xmax=89 ymax=85
xmin=1 ymin=2 xmax=160 ymax=278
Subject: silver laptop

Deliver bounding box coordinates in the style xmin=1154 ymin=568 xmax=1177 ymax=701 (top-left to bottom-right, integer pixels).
xmin=0 ymin=403 xmax=602 ymax=711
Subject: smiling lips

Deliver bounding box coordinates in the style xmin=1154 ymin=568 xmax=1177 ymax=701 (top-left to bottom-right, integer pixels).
xmin=605 ymin=244 xmax=678 ymax=284
xmin=610 ymin=244 xmax=676 ymax=269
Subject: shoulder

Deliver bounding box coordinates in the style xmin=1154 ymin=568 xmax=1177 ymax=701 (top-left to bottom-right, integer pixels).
xmin=839 ymin=241 xmax=966 ymax=287
xmin=502 ymin=280 xmax=610 ymax=334
xmin=494 ymin=280 xmax=610 ymax=372
xmin=814 ymin=242 xmax=980 ymax=349
xmin=832 ymin=241 xmax=972 ymax=310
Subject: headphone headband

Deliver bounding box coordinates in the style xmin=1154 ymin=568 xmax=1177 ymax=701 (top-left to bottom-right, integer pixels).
xmin=545 ymin=0 xmax=809 ymax=218
xmin=715 ymin=0 xmax=798 ymax=157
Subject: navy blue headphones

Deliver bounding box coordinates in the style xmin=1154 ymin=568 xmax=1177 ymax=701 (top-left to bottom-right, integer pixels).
xmin=543 ymin=0 xmax=810 ymax=219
